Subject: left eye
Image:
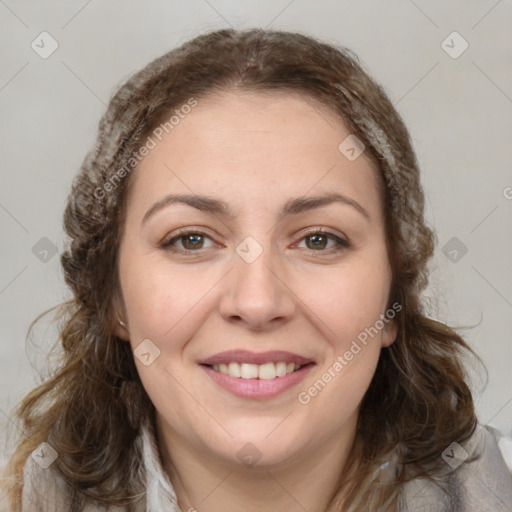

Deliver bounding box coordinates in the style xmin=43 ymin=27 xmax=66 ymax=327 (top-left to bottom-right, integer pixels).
xmin=296 ymin=230 xmax=349 ymax=251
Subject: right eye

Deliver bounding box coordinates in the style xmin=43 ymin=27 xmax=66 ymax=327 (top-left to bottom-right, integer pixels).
xmin=160 ymin=230 xmax=216 ymax=253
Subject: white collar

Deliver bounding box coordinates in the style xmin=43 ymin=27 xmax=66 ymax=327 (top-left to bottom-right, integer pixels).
xmin=139 ymin=420 xmax=181 ymax=511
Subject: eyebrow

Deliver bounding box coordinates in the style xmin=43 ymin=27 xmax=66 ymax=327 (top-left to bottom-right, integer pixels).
xmin=142 ymin=192 xmax=370 ymax=225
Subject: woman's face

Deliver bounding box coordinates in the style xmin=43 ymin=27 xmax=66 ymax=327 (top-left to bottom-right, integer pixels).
xmin=116 ymin=90 xmax=397 ymax=468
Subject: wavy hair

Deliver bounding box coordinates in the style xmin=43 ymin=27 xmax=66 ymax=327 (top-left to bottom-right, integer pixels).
xmin=3 ymin=27 xmax=483 ymax=511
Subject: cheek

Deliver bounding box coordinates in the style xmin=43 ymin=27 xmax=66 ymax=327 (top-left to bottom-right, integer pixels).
xmin=120 ymin=259 xmax=208 ymax=417
xmin=300 ymin=260 xmax=391 ymax=344
xmin=296 ymin=271 xmax=385 ymax=426
xmin=293 ymin=254 xmax=390 ymax=409
xmin=121 ymin=255 xmax=218 ymax=341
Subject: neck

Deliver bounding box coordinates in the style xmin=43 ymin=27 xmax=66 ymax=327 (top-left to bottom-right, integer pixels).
xmin=156 ymin=416 xmax=359 ymax=512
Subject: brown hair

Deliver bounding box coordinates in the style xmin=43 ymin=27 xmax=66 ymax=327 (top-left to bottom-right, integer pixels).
xmin=2 ymin=27 xmax=483 ymax=511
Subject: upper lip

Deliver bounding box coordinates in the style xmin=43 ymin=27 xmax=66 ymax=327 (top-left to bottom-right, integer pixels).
xmin=197 ymin=350 xmax=314 ymax=366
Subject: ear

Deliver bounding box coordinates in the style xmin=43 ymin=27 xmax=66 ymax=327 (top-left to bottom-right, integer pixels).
xmin=381 ymin=318 xmax=398 ymax=348
xmin=111 ymin=289 xmax=130 ymax=341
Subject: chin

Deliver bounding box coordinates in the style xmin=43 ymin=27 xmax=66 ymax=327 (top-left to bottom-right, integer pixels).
xmin=214 ymin=432 xmax=305 ymax=470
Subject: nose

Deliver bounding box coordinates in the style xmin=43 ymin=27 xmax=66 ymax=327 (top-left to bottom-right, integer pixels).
xmin=218 ymin=241 xmax=296 ymax=331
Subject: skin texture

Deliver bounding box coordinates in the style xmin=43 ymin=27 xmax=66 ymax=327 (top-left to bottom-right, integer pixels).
xmin=115 ymin=90 xmax=398 ymax=512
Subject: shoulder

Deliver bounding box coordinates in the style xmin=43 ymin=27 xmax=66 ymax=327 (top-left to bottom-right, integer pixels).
xmin=458 ymin=424 xmax=512 ymax=509
xmin=0 ymin=421 xmax=176 ymax=512
xmin=401 ymin=424 xmax=512 ymax=511
xmin=0 ymin=453 xmax=130 ymax=512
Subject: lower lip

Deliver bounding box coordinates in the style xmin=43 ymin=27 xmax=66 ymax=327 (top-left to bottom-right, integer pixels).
xmin=200 ymin=364 xmax=315 ymax=400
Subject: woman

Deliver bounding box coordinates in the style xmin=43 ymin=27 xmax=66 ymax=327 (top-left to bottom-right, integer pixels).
xmin=2 ymin=27 xmax=511 ymax=511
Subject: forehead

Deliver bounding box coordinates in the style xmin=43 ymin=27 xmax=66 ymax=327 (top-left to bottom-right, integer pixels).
xmin=126 ymin=89 xmax=383 ymax=218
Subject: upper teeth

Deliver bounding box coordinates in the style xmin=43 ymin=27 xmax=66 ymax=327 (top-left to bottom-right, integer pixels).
xmin=212 ymin=361 xmax=299 ymax=379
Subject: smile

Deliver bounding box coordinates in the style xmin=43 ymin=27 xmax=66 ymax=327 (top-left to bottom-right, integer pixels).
xmin=200 ymin=362 xmax=315 ymax=400
xmin=210 ymin=361 xmax=303 ymax=379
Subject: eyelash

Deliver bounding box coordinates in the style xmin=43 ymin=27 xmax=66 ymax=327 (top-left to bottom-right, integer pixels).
xmin=160 ymin=228 xmax=350 ymax=255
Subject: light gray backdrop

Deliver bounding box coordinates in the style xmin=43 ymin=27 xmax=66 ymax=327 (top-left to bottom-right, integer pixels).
xmin=1 ymin=1 xmax=511 ymax=463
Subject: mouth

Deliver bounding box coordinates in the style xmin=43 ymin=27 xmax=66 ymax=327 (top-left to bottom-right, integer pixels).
xmin=198 ymin=350 xmax=316 ymax=399
xmin=203 ymin=361 xmax=312 ymax=380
